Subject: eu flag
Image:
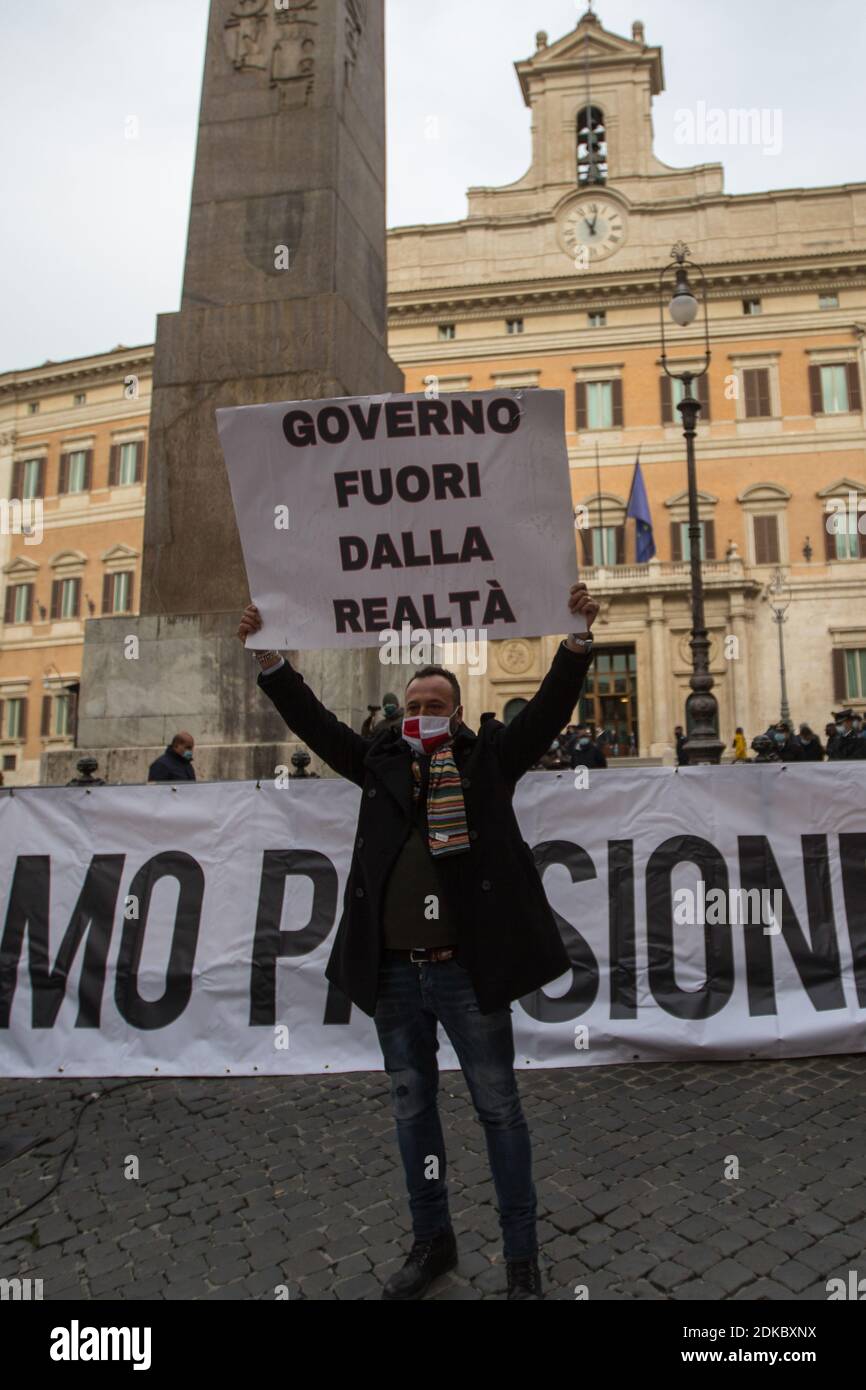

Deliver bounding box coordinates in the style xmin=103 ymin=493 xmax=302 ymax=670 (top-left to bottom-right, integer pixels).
xmin=626 ymin=456 xmax=656 ymax=563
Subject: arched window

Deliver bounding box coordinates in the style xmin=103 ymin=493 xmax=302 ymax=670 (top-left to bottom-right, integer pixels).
xmin=577 ymin=106 xmax=607 ymax=186
xmin=504 ymin=698 xmax=528 ymax=724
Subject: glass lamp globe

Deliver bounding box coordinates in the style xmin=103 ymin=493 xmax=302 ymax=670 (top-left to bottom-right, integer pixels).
xmin=669 ymin=292 xmax=699 ymax=327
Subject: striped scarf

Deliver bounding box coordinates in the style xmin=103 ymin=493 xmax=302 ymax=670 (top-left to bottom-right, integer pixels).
xmin=412 ymin=747 xmax=471 ymax=858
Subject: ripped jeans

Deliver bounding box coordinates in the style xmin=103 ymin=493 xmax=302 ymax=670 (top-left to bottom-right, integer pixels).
xmin=373 ymin=950 xmax=538 ymax=1261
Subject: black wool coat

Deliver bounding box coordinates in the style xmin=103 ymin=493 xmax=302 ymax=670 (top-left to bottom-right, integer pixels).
xmin=258 ymin=642 xmax=594 ymax=1016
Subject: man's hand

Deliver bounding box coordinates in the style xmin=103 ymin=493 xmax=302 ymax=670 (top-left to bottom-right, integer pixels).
xmin=238 ymin=604 xmax=263 ymax=644
xmin=568 ymin=583 xmax=599 ymax=633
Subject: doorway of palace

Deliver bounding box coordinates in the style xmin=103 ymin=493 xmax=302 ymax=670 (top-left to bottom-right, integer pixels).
xmin=578 ymin=645 xmax=639 ymax=756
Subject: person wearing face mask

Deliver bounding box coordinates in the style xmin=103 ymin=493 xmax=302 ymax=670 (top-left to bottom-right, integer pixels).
xmin=792 ymin=724 xmax=824 ymax=761
xmin=770 ymin=721 xmax=801 ymax=762
xmin=568 ymin=724 xmax=607 ymax=770
xmin=239 ymin=583 xmax=599 ymax=1301
xmin=827 ymin=709 xmax=866 ymax=760
xmin=147 ymin=732 xmax=196 ymax=782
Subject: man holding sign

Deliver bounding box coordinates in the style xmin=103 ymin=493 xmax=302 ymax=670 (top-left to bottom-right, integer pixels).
xmin=238 ymin=582 xmax=598 ymax=1300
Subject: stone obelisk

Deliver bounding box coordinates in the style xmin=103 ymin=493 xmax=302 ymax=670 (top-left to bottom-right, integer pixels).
xmin=50 ymin=0 xmax=403 ymax=783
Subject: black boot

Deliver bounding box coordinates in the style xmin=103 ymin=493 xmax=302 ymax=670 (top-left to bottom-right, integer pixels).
xmin=381 ymin=1228 xmax=458 ymax=1300
xmin=506 ymin=1256 xmax=543 ymax=1300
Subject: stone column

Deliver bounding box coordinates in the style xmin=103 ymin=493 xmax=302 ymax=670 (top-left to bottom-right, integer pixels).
xmin=648 ymin=591 xmax=671 ymax=755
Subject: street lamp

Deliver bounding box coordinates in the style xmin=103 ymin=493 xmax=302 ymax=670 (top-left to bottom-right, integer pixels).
xmin=659 ymin=242 xmax=724 ymax=765
xmin=765 ymin=568 xmax=792 ymax=726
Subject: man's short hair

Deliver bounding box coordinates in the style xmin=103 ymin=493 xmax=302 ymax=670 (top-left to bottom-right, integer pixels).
xmin=406 ymin=665 xmax=461 ymax=709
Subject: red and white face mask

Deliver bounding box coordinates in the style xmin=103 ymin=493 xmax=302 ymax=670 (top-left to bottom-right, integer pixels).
xmin=401 ymin=716 xmax=453 ymax=757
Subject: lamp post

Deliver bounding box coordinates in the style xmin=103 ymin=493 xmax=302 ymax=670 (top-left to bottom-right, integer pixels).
xmin=766 ymin=568 xmax=792 ymax=726
xmin=659 ymin=242 xmax=724 ymax=765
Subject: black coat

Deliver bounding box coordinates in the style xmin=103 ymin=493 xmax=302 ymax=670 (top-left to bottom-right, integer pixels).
xmin=147 ymin=746 xmax=196 ymax=782
xmin=258 ymin=643 xmax=594 ymax=1016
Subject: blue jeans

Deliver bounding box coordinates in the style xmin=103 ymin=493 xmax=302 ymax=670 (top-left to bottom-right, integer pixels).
xmin=373 ymin=951 xmax=538 ymax=1261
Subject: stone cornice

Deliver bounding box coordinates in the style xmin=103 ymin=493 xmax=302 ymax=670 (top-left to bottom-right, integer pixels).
xmin=0 ymin=347 xmax=155 ymax=400
xmin=388 ymin=253 xmax=866 ymax=322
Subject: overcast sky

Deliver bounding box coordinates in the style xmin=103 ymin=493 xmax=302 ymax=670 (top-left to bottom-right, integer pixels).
xmin=1 ymin=0 xmax=862 ymax=373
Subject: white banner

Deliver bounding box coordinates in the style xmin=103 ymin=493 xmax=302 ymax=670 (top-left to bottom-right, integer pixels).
xmin=216 ymin=389 xmax=580 ymax=650
xmin=1 ymin=767 xmax=865 ymax=1078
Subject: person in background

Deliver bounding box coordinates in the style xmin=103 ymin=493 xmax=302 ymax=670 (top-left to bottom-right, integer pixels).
xmin=827 ymin=709 xmax=866 ymax=760
xmin=558 ymin=723 xmax=580 ymax=764
xmin=569 ymin=724 xmax=607 ymax=770
xmin=824 ymin=720 xmax=837 ymax=748
xmin=479 ymin=712 xmax=497 ymax=726
xmin=379 ymin=693 xmax=404 ymax=732
xmin=793 ymin=724 xmax=824 ymax=761
xmin=732 ymin=728 xmax=748 ymax=761
xmin=361 ymin=705 xmax=382 ymax=738
xmin=771 ymin=721 xmax=801 ymax=762
xmin=674 ymin=725 xmax=688 ymax=766
xmin=148 ymin=733 xmax=196 ymax=783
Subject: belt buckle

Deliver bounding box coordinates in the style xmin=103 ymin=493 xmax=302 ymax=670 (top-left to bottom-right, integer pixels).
xmin=409 ymin=948 xmax=427 ymax=965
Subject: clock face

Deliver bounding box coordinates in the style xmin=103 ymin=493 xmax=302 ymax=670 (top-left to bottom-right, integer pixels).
xmin=561 ymin=200 xmax=627 ymax=265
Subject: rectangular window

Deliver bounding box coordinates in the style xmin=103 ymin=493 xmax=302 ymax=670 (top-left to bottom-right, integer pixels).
xmin=671 ymin=520 xmax=716 ymax=562
xmin=6 ymin=698 xmax=25 ymax=740
xmin=22 ymin=459 xmax=42 ymax=498
xmin=66 ymin=449 xmax=88 ymax=492
xmin=845 ymin=649 xmax=866 ymax=700
xmin=438 ymin=324 xmax=456 ymax=341
xmin=506 ymin=319 xmax=524 ymax=335
xmin=74 ymin=392 xmax=86 ymax=406
xmin=753 ymin=514 xmax=781 ymax=565
xmin=118 ymin=443 xmax=139 ymax=485
xmin=660 ymin=374 xmax=711 ymax=423
xmin=28 ymin=402 xmax=39 ymax=415
xmin=586 ymin=382 xmax=613 ymax=429
xmin=819 ymin=364 xmax=850 ymax=414
xmin=743 ymin=299 xmax=762 ymax=315
xmin=680 ymin=522 xmax=706 ymax=562
xmin=3 ymin=754 xmax=16 ymax=770
xmin=59 ymin=578 xmax=80 ymax=619
xmin=742 ymin=367 xmax=772 ymax=419
xmin=13 ymin=585 xmax=32 ymax=623
xmin=819 ymin=294 xmax=839 ymax=310
xmin=588 ymin=311 xmax=606 ymax=328
xmin=591 ymin=526 xmax=618 ymax=565
xmin=54 ymin=693 xmax=71 ymax=737
xmin=112 ymin=572 xmax=132 ymax=613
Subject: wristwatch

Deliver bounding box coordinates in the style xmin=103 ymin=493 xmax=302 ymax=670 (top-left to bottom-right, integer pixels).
xmin=568 ymin=634 xmax=594 ymax=654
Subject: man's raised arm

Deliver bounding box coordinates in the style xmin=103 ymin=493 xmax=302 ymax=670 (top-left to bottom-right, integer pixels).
xmin=496 ymin=584 xmax=599 ymax=783
xmin=238 ymin=605 xmax=368 ymax=786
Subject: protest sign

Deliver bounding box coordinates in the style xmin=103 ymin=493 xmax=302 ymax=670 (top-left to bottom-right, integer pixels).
xmin=216 ymin=389 xmax=581 ymax=650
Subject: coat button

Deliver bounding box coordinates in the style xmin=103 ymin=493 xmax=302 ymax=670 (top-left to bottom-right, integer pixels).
xmin=357 ymin=836 xmax=364 ymax=849
xmin=355 ymin=887 xmax=365 ymax=898
xmin=367 ymin=787 xmax=377 ymax=798
xmin=481 ymin=879 xmax=491 ymax=891
xmin=462 ymin=777 xmax=471 ymax=789
xmin=469 ymin=830 xmax=478 ymax=842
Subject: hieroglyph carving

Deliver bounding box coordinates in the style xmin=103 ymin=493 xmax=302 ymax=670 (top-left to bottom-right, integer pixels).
xmin=224 ymin=0 xmax=317 ymax=108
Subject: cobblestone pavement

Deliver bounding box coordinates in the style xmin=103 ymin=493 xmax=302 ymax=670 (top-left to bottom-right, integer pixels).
xmin=1 ymin=1055 xmax=865 ymax=1302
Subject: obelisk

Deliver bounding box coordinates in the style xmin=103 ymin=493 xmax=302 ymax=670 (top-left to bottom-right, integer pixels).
xmin=52 ymin=0 xmax=404 ymax=783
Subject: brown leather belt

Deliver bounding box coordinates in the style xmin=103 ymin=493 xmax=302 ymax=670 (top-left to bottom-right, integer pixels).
xmin=384 ymin=946 xmax=458 ymax=964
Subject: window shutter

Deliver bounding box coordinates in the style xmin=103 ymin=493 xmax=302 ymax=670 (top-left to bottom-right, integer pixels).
xmin=41 ymin=695 xmax=51 ymax=737
xmin=660 ymin=376 xmax=673 ymax=424
xmin=611 ymin=379 xmax=624 ymax=428
xmin=580 ymin=527 xmax=593 ymax=566
xmin=846 ymin=362 xmax=862 ymax=413
xmin=127 ymin=571 xmax=135 ymax=612
xmin=743 ymin=371 xmax=758 ymax=417
xmin=757 ymin=368 xmax=771 ymax=416
xmin=615 ymin=525 xmax=625 ymax=564
xmin=754 ymin=515 xmax=780 ymax=565
xmin=704 ymin=519 xmax=716 ymax=560
xmin=12 ymin=459 xmax=23 ymax=498
xmin=37 ymin=457 xmax=46 ymax=497
xmin=19 ymin=699 xmax=27 ymax=740
xmin=696 ymin=373 xmax=711 ymax=421
xmin=102 ymin=573 xmax=112 ymax=614
xmin=84 ymin=449 xmax=93 ymax=491
xmin=25 ymin=584 xmax=33 ymax=622
xmin=824 ymin=510 xmax=836 ymax=561
xmin=58 ymin=453 xmax=68 ymax=494
xmin=744 ymin=368 xmax=771 ymax=419
xmin=833 ymin=649 xmax=847 ymax=702
xmin=860 ymin=519 xmax=866 ymax=560
xmin=4 ymin=587 xmax=14 ymax=624
xmin=134 ymin=441 xmax=144 ymax=482
xmin=71 ymin=577 xmax=81 ymax=617
xmin=670 ymin=522 xmax=682 ymax=562
xmin=109 ymin=445 xmax=120 ymax=487
xmin=576 ymin=383 xmax=587 ymax=431
xmin=809 ymin=365 xmax=823 ymax=415
xmin=0 ymin=702 xmax=4 ymax=737
xmin=50 ymin=580 xmax=61 ymax=620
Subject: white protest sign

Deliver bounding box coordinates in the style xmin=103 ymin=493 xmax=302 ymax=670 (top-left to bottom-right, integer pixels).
xmin=216 ymin=389 xmax=581 ymax=650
